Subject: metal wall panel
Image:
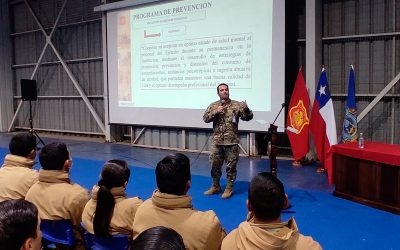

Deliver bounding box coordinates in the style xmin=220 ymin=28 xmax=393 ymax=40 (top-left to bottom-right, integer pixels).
xmin=371 ymin=41 xmax=386 ymax=92
xmin=297 ymin=45 xmax=306 ymax=71
xmin=0 ymin=0 xmax=14 ymax=131
xmin=398 ymin=0 xmax=400 ymax=30
xmin=333 ymin=99 xmax=343 ymax=139
xmin=344 ymin=42 xmax=356 ymax=80
xmin=394 ymin=100 xmax=400 ymax=144
xmin=10 ymin=0 xmax=104 ymax=134
xmin=11 ymin=2 xmax=37 ymax=33
xmin=358 ymin=0 xmax=372 ymax=34
xmin=187 ymin=130 xmax=211 ymax=151
xmin=326 ymin=1 xmax=343 ymax=36
xmin=325 ymin=43 xmax=344 ymax=91
xmin=87 ymin=22 xmax=103 ymax=57
xmin=370 ymin=101 xmax=388 ymax=140
xmin=13 ymin=34 xmax=40 ymax=64
xmin=397 ymin=37 xmax=400 ymax=76
xmin=357 ymin=41 xmax=371 ymax=92
xmin=88 ymin=61 xmax=104 ymax=94
xmin=343 ymin=1 xmax=356 ymax=35
xmin=130 ymin=126 xmax=251 ymax=153
xmin=323 ymin=0 xmax=400 ymax=144
xmin=372 ymin=0 xmax=387 ymax=33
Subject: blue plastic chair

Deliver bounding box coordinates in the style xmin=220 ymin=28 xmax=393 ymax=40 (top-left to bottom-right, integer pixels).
xmin=83 ymin=231 xmax=129 ymax=250
xmin=40 ymin=219 xmax=76 ymax=247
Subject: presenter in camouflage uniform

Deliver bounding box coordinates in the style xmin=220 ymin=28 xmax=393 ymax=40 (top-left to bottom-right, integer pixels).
xmin=203 ymin=83 xmax=253 ymax=199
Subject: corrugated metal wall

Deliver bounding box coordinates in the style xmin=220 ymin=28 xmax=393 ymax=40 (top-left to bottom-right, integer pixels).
xmin=322 ymin=0 xmax=400 ymax=144
xmin=10 ymin=0 xmax=104 ymax=134
xmin=130 ymin=126 xmax=249 ymax=154
xmin=0 ymin=0 xmax=14 ymax=132
xmin=290 ymin=0 xmax=400 ymax=145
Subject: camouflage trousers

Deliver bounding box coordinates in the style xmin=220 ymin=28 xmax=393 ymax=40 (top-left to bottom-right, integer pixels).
xmin=209 ymin=144 xmax=239 ymax=183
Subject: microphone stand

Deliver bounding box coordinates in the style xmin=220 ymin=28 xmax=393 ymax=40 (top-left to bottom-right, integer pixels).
xmin=272 ymin=103 xmax=285 ymax=126
xmin=266 ymin=103 xmax=291 ymax=209
xmin=266 ymin=103 xmax=284 ymax=176
xmin=264 ymin=103 xmax=285 ymax=142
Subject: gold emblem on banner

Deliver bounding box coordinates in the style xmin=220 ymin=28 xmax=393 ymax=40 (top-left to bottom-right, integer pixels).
xmin=289 ymin=100 xmax=309 ymax=134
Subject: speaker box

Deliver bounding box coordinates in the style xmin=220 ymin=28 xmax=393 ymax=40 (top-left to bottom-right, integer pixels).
xmin=20 ymin=79 xmax=38 ymax=101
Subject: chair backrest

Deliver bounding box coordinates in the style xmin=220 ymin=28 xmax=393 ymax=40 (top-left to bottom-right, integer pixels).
xmin=40 ymin=219 xmax=76 ymax=246
xmin=83 ymin=231 xmax=129 ymax=250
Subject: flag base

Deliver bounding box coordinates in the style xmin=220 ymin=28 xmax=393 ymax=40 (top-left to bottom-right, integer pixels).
xmin=292 ymin=160 xmax=302 ymax=167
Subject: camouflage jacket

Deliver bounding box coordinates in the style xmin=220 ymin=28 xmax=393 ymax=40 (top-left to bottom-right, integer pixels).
xmin=203 ymin=99 xmax=253 ymax=145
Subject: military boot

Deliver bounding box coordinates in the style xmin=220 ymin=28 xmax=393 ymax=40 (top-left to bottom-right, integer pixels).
xmin=221 ymin=181 xmax=233 ymax=199
xmin=204 ymin=180 xmax=222 ymax=195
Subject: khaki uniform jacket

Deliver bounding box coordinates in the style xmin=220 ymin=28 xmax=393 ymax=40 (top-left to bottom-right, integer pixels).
xmin=203 ymin=99 xmax=253 ymax=145
xmin=0 ymin=154 xmax=38 ymax=201
xmin=26 ymin=170 xmax=89 ymax=250
xmin=82 ymin=185 xmax=143 ymax=236
xmin=132 ymin=190 xmax=226 ymax=250
xmin=221 ymin=217 xmax=322 ymax=250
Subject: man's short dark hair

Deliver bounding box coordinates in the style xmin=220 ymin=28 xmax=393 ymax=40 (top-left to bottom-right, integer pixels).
xmin=156 ymin=153 xmax=191 ymax=196
xmin=9 ymin=133 xmax=36 ymax=157
xmin=248 ymin=172 xmax=285 ymax=221
xmin=130 ymin=226 xmax=185 ymax=250
xmin=39 ymin=142 xmax=69 ymax=170
xmin=0 ymin=199 xmax=39 ymax=249
xmin=217 ymin=83 xmax=229 ymax=93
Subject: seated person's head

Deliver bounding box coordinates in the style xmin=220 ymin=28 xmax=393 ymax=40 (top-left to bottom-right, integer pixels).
xmin=9 ymin=133 xmax=37 ymax=159
xmin=104 ymin=159 xmax=130 ymax=184
xmin=94 ymin=159 xmax=130 ymax=237
xmin=156 ymin=153 xmax=191 ymax=196
xmin=248 ymin=172 xmax=286 ymax=222
xmin=130 ymin=226 xmax=185 ymax=250
xmin=39 ymin=142 xmax=71 ymax=171
xmin=0 ymin=199 xmax=42 ymax=250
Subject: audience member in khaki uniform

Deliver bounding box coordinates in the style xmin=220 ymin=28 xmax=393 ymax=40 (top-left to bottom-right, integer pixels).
xmin=222 ymin=172 xmax=322 ymax=250
xmin=26 ymin=142 xmax=89 ymax=250
xmin=82 ymin=159 xmax=143 ymax=237
xmin=0 ymin=199 xmax=42 ymax=250
xmin=132 ymin=153 xmax=226 ymax=250
xmin=0 ymin=133 xmax=38 ymax=201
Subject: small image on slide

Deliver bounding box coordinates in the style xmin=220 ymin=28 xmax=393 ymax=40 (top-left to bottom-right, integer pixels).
xmin=117 ymin=11 xmax=132 ymax=102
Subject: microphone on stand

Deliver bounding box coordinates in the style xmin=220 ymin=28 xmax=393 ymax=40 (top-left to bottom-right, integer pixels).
xmin=264 ymin=102 xmax=286 ymax=140
xmin=220 ymin=99 xmax=226 ymax=114
xmin=272 ymin=102 xmax=286 ymax=126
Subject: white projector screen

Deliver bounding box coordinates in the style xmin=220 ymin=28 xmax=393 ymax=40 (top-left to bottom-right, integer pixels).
xmin=106 ymin=0 xmax=285 ymax=131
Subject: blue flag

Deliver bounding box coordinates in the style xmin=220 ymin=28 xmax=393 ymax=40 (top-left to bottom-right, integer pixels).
xmin=341 ymin=65 xmax=357 ymax=142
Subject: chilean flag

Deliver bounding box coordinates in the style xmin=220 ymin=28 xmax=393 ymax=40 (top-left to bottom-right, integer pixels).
xmin=310 ymin=68 xmax=337 ymax=184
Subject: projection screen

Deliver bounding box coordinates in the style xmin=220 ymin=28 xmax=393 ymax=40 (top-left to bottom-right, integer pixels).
xmin=106 ymin=0 xmax=285 ymax=131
